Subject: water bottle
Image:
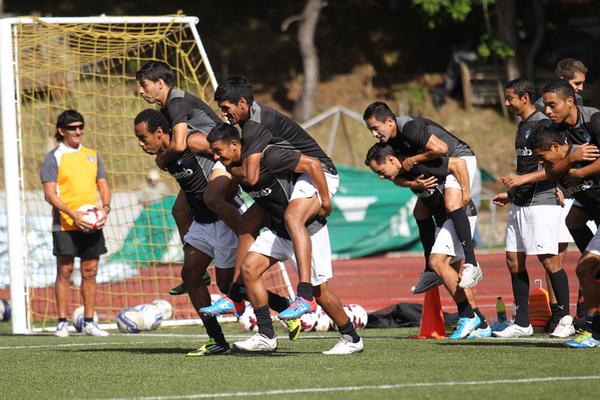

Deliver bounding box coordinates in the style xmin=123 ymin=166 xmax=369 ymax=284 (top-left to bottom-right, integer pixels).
xmin=496 ymin=297 xmax=507 ymax=323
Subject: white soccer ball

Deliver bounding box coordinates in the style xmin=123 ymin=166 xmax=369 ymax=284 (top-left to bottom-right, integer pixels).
xmin=71 ymin=305 xmax=99 ymax=332
xmin=298 ymin=306 xmax=320 ymax=332
xmin=77 ymin=204 xmax=104 ymax=230
xmin=152 ymin=299 xmax=173 ymax=320
xmin=238 ymin=305 xmax=258 ymax=333
xmin=116 ymin=307 xmax=145 ymax=333
xmin=134 ymin=304 xmax=163 ymax=330
xmin=0 ymin=300 xmax=11 ymax=322
xmin=342 ymin=304 xmax=368 ymax=330
xmin=313 ymin=309 xmax=334 ymax=332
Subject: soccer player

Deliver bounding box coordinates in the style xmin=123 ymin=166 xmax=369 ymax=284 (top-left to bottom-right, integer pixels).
xmin=491 ymin=78 xmax=574 ymax=338
xmin=136 ymin=61 xmax=239 ymax=295
xmin=533 ymin=128 xmax=600 ymax=348
xmin=363 ymin=102 xmax=481 ymax=290
xmin=134 ymin=109 xmax=239 ymax=356
xmin=40 ymin=110 xmax=111 ymax=337
xmin=365 ymin=143 xmax=490 ymax=338
xmin=208 ymin=123 xmax=363 ymax=355
xmin=535 ymin=58 xmax=587 ymax=112
xmin=211 ymin=76 xmax=339 ymax=319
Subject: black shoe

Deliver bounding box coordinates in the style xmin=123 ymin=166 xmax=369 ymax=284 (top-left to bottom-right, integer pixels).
xmin=412 ymin=271 xmax=443 ymax=294
xmin=545 ymin=314 xmax=560 ymax=333
xmin=573 ymin=316 xmax=587 ymax=331
xmin=169 ymin=282 xmax=187 ymax=296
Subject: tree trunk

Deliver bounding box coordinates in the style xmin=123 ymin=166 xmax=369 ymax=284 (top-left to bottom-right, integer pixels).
xmin=525 ymin=0 xmax=546 ymax=78
xmin=495 ymin=0 xmax=521 ymax=80
xmin=294 ymin=0 xmax=323 ymax=122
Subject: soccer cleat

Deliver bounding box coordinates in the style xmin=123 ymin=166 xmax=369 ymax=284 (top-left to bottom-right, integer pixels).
xmin=492 ymin=323 xmax=533 ymax=338
xmin=54 ymin=321 xmax=69 ymax=337
xmin=411 ymin=271 xmax=443 ymax=294
xmin=458 ymin=263 xmax=483 ymax=289
xmin=285 ymin=318 xmax=302 ymax=341
xmin=323 ymin=335 xmax=364 ymax=355
xmin=186 ymin=338 xmax=231 ymax=357
xmin=168 ymin=282 xmax=187 ymax=296
xmin=490 ymin=320 xmax=510 ymax=332
xmin=449 ymin=315 xmax=481 ymax=339
xmin=199 ymin=296 xmax=246 ymax=317
xmin=550 ymin=315 xmax=576 ymax=338
xmin=233 ymin=333 xmax=277 ymax=352
xmin=277 ymin=296 xmax=318 ymax=320
xmin=467 ymin=326 xmax=492 ymax=339
xmin=563 ymin=331 xmax=600 ymax=348
xmin=81 ymin=322 xmax=109 ymax=337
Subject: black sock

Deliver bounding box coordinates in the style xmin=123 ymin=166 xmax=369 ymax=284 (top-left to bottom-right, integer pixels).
xmin=576 ymin=289 xmax=586 ymax=318
xmin=592 ymin=314 xmax=600 ymax=340
xmin=203 ymin=316 xmax=227 ymax=346
xmin=58 ymin=317 xmax=67 ymax=323
xmin=228 ymin=282 xmax=246 ymax=303
xmin=84 ymin=317 xmax=93 ymax=324
xmin=416 ymin=217 xmax=436 ymax=272
xmin=267 ymin=291 xmax=290 ymax=313
xmin=548 ymin=269 xmax=570 ymax=318
xmin=254 ymin=305 xmax=275 ymax=339
xmin=338 ymin=320 xmax=361 ymax=343
xmin=511 ymin=271 xmax=530 ymax=327
xmin=585 ymin=314 xmax=594 ymax=333
xmin=474 ymin=308 xmax=488 ymax=328
xmin=569 ymin=226 xmax=594 ymax=253
xmin=297 ymin=282 xmax=313 ymax=301
xmin=549 ymin=303 xmax=561 ymax=323
xmin=456 ymin=300 xmax=475 ymax=318
xmin=448 ymin=209 xmax=477 ymax=265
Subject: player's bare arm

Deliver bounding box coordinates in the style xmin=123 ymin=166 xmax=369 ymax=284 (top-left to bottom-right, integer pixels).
xmin=402 ymin=134 xmax=448 ymax=171
xmin=156 ymin=122 xmax=188 ymax=168
xmin=96 ymin=177 xmax=111 ymax=228
xmin=187 ymin=132 xmax=211 ymax=154
xmin=229 ymin=153 xmax=261 ymax=186
xmin=502 ymin=169 xmax=547 ymax=189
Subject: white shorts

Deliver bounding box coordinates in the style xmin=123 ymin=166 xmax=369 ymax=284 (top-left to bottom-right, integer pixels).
xmin=585 ymin=228 xmax=600 ymax=255
xmin=505 ymin=205 xmax=561 ymax=255
xmin=444 ymin=155 xmax=477 ymax=190
xmin=248 ymin=225 xmax=333 ymax=286
xmin=431 ymin=215 xmax=478 ymax=263
xmin=290 ymin=171 xmax=340 ymax=203
xmin=183 ymin=220 xmax=237 ymax=268
xmin=559 ymin=198 xmax=574 ymax=243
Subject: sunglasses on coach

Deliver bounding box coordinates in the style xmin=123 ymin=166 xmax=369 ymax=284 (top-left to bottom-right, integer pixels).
xmin=62 ymin=124 xmax=84 ymax=131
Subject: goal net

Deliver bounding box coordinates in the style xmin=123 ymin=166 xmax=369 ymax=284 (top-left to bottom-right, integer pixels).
xmin=0 ymin=15 xmax=294 ymax=333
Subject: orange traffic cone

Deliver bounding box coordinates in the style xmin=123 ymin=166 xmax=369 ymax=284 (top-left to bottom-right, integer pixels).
xmin=414 ymin=286 xmax=446 ymax=339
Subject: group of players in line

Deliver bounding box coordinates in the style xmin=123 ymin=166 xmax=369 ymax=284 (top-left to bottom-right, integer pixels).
xmin=54 ymin=56 xmax=593 ymax=353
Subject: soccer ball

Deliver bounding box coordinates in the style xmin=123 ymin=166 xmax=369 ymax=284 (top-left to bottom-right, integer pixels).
xmin=238 ymin=304 xmax=258 ymax=333
xmin=71 ymin=305 xmax=99 ymax=332
xmin=134 ymin=304 xmax=163 ymax=330
xmin=77 ymin=204 xmax=104 ymax=230
xmin=151 ymin=299 xmax=173 ymax=320
xmin=299 ymin=306 xmax=320 ymax=332
xmin=343 ymin=304 xmax=368 ymax=330
xmin=116 ymin=308 xmax=145 ymax=333
xmin=314 ymin=310 xmax=334 ymax=332
xmin=0 ymin=299 xmax=11 ymax=321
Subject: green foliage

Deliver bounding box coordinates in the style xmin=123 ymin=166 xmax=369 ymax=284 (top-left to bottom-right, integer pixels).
xmin=477 ymin=33 xmax=515 ymax=61
xmin=406 ymin=81 xmax=430 ymax=112
xmin=412 ymin=0 xmax=474 ymax=28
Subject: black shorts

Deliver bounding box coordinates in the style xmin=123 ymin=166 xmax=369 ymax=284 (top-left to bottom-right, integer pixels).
xmin=52 ymin=230 xmax=107 ymax=259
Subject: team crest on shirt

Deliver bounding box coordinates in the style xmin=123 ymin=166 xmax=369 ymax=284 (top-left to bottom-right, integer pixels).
xmin=87 ymin=155 xmax=95 ymax=163
xmin=524 ymin=129 xmax=531 ymax=139
xmin=585 ymin=133 xmax=592 ymax=142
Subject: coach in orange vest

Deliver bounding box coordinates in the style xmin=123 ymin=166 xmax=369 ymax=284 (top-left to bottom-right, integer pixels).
xmin=40 ymin=109 xmax=111 ymax=337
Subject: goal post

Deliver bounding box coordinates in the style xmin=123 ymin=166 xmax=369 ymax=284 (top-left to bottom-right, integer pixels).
xmin=0 ymin=15 xmax=294 ymax=334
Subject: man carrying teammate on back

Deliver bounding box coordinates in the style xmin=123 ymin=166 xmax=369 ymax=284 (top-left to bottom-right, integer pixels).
xmin=208 ymin=123 xmax=363 ymax=354
xmin=365 ymin=144 xmax=490 ymax=338
xmin=492 ymin=78 xmax=574 ymax=338
xmin=363 ymin=102 xmax=481 ymax=291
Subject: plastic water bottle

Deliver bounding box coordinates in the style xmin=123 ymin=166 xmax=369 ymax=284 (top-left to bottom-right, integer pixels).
xmin=496 ymin=297 xmax=507 ymax=323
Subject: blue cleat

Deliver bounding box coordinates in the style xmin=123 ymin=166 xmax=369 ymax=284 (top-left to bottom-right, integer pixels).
xmin=564 ymin=331 xmax=600 ymax=348
xmin=467 ymin=325 xmax=492 ymax=339
xmin=450 ymin=315 xmax=481 ymax=339
xmin=490 ymin=320 xmax=510 ymax=332
xmin=277 ymin=296 xmax=317 ymax=320
xmin=199 ymin=296 xmax=245 ymax=317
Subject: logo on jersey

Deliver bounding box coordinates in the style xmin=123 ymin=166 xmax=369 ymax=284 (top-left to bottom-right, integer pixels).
xmin=87 ymin=155 xmax=95 ymax=163
xmin=171 ymin=168 xmax=193 ymax=179
xmin=516 ymin=147 xmax=533 ymax=156
xmin=563 ymin=179 xmax=595 ymax=196
xmin=247 ymin=188 xmax=272 ymax=198
xmin=524 ymin=129 xmax=532 ymax=139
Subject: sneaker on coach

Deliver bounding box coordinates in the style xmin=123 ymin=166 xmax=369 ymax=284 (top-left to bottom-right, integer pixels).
xmin=233 ymin=333 xmax=277 ymax=352
xmin=458 ymin=263 xmax=483 ymax=289
xmin=411 ymin=271 xmax=443 ymax=294
xmin=54 ymin=321 xmax=69 ymax=338
xmin=323 ymin=335 xmax=364 ymax=355
xmin=492 ymin=323 xmax=533 ymax=338
xmin=81 ymin=322 xmax=109 ymax=337
xmin=450 ymin=315 xmax=481 ymax=339
xmin=550 ymin=315 xmax=575 ymax=338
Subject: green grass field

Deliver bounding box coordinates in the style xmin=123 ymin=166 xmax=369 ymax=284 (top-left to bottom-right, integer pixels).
xmin=1 ymin=322 xmax=599 ymax=400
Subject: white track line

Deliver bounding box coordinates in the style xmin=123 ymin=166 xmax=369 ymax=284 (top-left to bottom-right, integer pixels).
xmin=94 ymin=375 xmax=600 ymax=400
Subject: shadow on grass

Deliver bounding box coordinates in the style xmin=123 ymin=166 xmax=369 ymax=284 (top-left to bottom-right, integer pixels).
xmin=66 ymin=347 xmax=316 ymax=356
xmin=436 ymin=341 xmax=565 ymax=349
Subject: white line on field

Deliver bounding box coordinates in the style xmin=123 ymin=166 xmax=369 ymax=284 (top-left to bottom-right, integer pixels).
xmin=92 ymin=375 xmax=600 ymax=400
